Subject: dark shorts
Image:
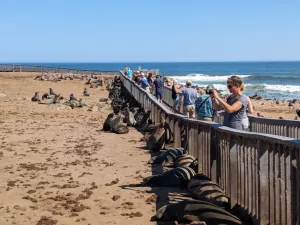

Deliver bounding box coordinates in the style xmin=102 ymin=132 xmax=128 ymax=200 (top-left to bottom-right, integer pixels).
xmin=156 ymin=90 xmax=163 ymax=99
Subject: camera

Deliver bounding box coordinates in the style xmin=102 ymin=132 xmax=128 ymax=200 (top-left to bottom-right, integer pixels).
xmin=208 ymin=89 xmax=214 ymax=95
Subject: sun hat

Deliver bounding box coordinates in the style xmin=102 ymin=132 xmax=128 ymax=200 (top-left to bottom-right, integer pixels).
xmin=206 ymin=84 xmax=215 ymax=90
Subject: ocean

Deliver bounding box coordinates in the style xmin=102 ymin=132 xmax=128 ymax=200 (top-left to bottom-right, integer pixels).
xmin=18 ymin=62 xmax=300 ymax=100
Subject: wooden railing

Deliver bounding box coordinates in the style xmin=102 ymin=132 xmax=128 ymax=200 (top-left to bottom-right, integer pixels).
xmin=162 ymin=85 xmax=300 ymax=139
xmin=120 ymin=72 xmax=300 ymax=225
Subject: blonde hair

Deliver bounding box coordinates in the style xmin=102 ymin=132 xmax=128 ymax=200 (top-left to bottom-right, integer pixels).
xmin=240 ymin=83 xmax=245 ymax=91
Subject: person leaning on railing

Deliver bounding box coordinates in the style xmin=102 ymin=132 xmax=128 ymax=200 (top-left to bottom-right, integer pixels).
xmin=171 ymin=80 xmax=182 ymax=112
xmin=178 ymin=81 xmax=198 ymax=118
xmin=211 ymin=76 xmax=248 ymax=130
xmin=195 ymin=85 xmax=215 ymax=122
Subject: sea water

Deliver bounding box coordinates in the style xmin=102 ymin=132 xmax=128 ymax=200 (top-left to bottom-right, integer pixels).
xmin=18 ymin=61 xmax=300 ymax=100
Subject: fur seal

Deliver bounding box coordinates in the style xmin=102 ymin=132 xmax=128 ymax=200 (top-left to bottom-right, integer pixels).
xmin=174 ymin=155 xmax=198 ymax=168
xmin=42 ymin=93 xmax=49 ymax=100
xmin=103 ymin=113 xmax=115 ymax=131
xmin=126 ymin=108 xmax=136 ymax=127
xmin=187 ymin=174 xmax=229 ymax=208
xmin=31 ymin=92 xmax=40 ymax=102
xmin=49 ymin=88 xmax=56 ymax=96
xmin=83 ymin=88 xmax=89 ymax=96
xmin=143 ymin=166 xmax=196 ymax=187
xmin=111 ymin=114 xmax=129 ymax=134
xmin=155 ymin=200 xmax=244 ymax=225
xmin=148 ymin=147 xmax=186 ymax=165
xmin=146 ymin=121 xmax=166 ymax=151
xmin=70 ymin=94 xmax=78 ymax=101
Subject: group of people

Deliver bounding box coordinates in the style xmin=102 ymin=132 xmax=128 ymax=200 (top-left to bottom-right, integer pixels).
xmin=124 ymin=67 xmax=254 ymax=131
xmin=124 ymin=66 xmax=165 ymax=103
xmin=172 ymin=76 xmax=254 ymax=131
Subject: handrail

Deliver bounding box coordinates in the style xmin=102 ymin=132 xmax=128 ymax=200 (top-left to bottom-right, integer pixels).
xmin=120 ymin=71 xmax=300 ymax=225
xmin=162 ymin=84 xmax=300 ymax=139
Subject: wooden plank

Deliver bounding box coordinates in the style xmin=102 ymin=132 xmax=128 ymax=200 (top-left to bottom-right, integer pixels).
xmin=258 ymin=140 xmax=269 ymax=225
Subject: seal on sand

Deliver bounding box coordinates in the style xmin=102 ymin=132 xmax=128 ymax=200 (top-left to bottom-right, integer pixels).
xmin=111 ymin=114 xmax=129 ymax=134
xmin=83 ymin=88 xmax=90 ymax=96
xmin=174 ymin=155 xmax=198 ymax=168
xmin=146 ymin=117 xmax=167 ymax=151
xmin=148 ymin=147 xmax=186 ymax=165
xmin=187 ymin=174 xmax=229 ymax=208
xmin=70 ymin=93 xmax=78 ymax=101
xmin=155 ymin=200 xmax=244 ymax=225
xmin=49 ymin=88 xmax=56 ymax=96
xmin=143 ymin=166 xmax=196 ymax=187
xmin=103 ymin=113 xmax=115 ymax=131
xmin=31 ymin=92 xmax=40 ymax=102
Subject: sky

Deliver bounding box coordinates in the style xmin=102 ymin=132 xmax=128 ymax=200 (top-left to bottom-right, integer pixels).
xmin=1 ymin=0 xmax=300 ymax=62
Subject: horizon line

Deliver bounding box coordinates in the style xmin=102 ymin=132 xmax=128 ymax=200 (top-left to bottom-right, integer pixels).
xmin=1 ymin=60 xmax=300 ymax=64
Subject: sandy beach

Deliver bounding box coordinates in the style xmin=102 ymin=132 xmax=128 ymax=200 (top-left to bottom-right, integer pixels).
xmin=0 ymin=72 xmax=299 ymax=225
xmin=0 ymin=72 xmax=164 ymax=225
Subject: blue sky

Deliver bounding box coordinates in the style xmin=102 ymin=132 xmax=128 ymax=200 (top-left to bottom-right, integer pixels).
xmin=1 ymin=0 xmax=300 ymax=62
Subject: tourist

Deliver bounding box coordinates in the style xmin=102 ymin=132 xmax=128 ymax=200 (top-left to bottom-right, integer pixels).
xmin=140 ymin=73 xmax=150 ymax=92
xmin=211 ymin=76 xmax=248 ymax=130
xmin=171 ymin=81 xmax=182 ymax=112
xmin=124 ymin=66 xmax=128 ymax=75
xmin=147 ymin=73 xmax=154 ymax=93
xmin=240 ymin=83 xmax=254 ymax=130
xmin=195 ymin=85 xmax=215 ymax=122
xmin=178 ymin=81 xmax=198 ymax=118
xmin=153 ymin=75 xmax=164 ymax=103
xmin=127 ymin=67 xmax=133 ymax=78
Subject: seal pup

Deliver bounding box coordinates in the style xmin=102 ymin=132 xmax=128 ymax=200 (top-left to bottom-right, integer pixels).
xmin=31 ymin=92 xmax=40 ymax=102
xmin=155 ymin=200 xmax=244 ymax=225
xmin=103 ymin=113 xmax=115 ymax=131
xmin=49 ymin=88 xmax=56 ymax=96
xmin=83 ymin=88 xmax=89 ymax=96
xmin=142 ymin=166 xmax=196 ymax=187
xmin=148 ymin=147 xmax=186 ymax=165
xmin=187 ymin=174 xmax=229 ymax=208
xmin=111 ymin=114 xmax=129 ymax=134
xmin=70 ymin=93 xmax=78 ymax=101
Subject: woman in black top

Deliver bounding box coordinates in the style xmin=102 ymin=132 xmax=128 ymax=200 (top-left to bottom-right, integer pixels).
xmin=172 ymin=81 xmax=182 ymax=112
xmin=147 ymin=73 xmax=154 ymax=94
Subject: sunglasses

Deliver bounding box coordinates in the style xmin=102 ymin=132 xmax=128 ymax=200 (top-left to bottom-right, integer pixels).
xmin=227 ymin=84 xmax=232 ymax=89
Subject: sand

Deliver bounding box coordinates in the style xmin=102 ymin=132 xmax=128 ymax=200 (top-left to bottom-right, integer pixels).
xmin=0 ymin=72 xmax=298 ymax=225
xmin=0 ymin=72 xmax=163 ymax=225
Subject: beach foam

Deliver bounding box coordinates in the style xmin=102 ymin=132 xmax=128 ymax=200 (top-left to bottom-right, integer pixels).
xmin=172 ymin=74 xmax=252 ymax=82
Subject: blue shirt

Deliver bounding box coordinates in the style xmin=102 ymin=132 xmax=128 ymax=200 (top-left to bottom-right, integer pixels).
xmin=180 ymin=87 xmax=198 ymax=106
xmin=140 ymin=78 xmax=150 ymax=89
xmin=127 ymin=69 xmax=132 ymax=77
xmin=153 ymin=78 xmax=164 ymax=92
xmin=195 ymin=94 xmax=215 ymax=117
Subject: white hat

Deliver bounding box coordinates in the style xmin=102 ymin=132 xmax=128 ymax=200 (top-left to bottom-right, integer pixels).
xmin=141 ymin=72 xmax=145 ymax=76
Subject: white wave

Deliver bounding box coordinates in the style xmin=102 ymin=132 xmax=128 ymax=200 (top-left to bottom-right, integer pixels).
xmin=264 ymin=84 xmax=300 ymax=92
xmin=171 ymin=74 xmax=252 ymax=82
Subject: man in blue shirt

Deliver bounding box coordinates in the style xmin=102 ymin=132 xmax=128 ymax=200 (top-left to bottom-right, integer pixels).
xmin=195 ymin=85 xmax=215 ymax=122
xmin=140 ymin=73 xmax=150 ymax=92
xmin=178 ymin=81 xmax=198 ymax=118
xmin=153 ymin=75 xmax=164 ymax=103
